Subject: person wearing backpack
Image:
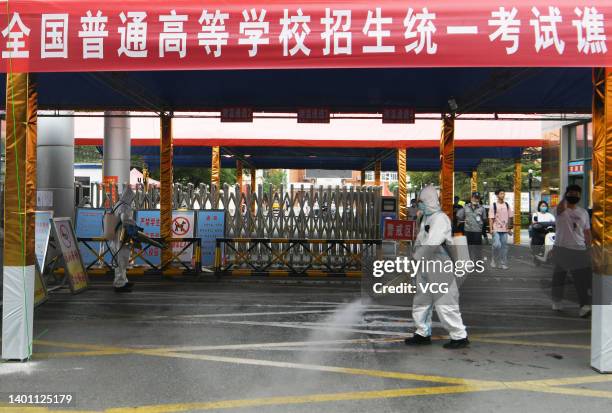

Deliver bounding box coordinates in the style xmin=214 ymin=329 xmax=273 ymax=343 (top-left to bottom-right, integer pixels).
xmin=488 ymin=189 xmax=513 ymax=270
xmin=404 ymin=185 xmax=469 ymax=349
xmin=456 ymin=192 xmax=487 ymax=262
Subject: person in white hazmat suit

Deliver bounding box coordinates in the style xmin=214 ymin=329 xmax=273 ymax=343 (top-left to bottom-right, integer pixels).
xmin=110 ymin=187 xmax=136 ymax=293
xmin=404 ymin=185 xmax=469 ymax=349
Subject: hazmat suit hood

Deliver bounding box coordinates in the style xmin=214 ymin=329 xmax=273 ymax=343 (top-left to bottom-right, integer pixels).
xmin=118 ymin=186 xmax=135 ymax=207
xmin=113 ymin=186 xmax=136 ymax=226
xmin=418 ymin=185 xmax=441 ymax=216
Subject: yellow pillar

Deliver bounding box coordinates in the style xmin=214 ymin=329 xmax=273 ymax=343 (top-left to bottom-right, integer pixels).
xmin=591 ymin=67 xmax=612 ymax=374
xmin=2 ymin=73 xmax=37 ymax=359
xmin=440 ymin=115 xmax=454 ymax=218
xmin=236 ymin=160 xmax=243 ymax=189
xmin=592 ymin=68 xmax=612 ymax=274
xmin=397 ymin=149 xmax=407 ymax=220
xmin=250 ymin=168 xmax=256 ymax=214
xmin=250 ymin=168 xmax=256 ymax=192
xmin=360 ymin=170 xmax=366 ymax=186
xmin=160 ymin=114 xmax=173 ymax=268
xmin=374 ymin=161 xmax=381 ymax=186
xmin=470 ymin=170 xmax=478 ymax=194
xmin=211 ymin=146 xmax=221 ymax=206
xmin=513 ymin=160 xmax=522 ymax=245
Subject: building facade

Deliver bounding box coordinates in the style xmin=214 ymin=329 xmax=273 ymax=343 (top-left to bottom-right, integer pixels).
xmin=541 ymin=119 xmax=593 ymax=210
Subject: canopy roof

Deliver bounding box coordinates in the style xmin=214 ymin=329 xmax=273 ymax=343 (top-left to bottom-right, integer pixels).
xmin=127 ymin=146 xmax=523 ymax=172
xmin=4 ymin=68 xmax=592 ymax=113
xmin=73 ymin=111 xmax=544 ymax=148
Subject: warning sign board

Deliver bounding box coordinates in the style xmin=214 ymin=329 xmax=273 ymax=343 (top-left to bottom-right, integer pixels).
xmin=52 ymin=217 xmax=89 ymax=294
xmin=134 ymin=210 xmax=195 ymax=266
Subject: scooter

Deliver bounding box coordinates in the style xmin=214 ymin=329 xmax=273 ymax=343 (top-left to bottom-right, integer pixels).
xmin=531 ymin=220 xmax=555 ymax=266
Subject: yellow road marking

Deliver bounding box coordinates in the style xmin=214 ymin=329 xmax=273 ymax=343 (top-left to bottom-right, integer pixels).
xmin=32 ymin=339 xmax=492 ymax=386
xmin=0 ymin=385 xmax=498 ymax=413
xmin=33 ymin=350 xmax=127 ymax=359
xmin=508 ymin=382 xmax=612 ymax=399
xmin=137 ymin=349 xmax=500 ymax=387
xmin=5 ymin=337 xmax=612 ymax=412
xmin=33 ymin=340 xmax=131 ymax=353
xmin=104 ymin=385 xmax=497 ymax=413
xmin=148 ymin=337 xmax=401 ymax=352
xmin=518 ymin=375 xmax=612 ymax=386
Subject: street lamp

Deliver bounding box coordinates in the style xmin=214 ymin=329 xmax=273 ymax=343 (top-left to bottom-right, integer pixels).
xmin=528 ymin=169 xmax=534 ymax=216
xmin=483 ymin=181 xmax=488 ymax=205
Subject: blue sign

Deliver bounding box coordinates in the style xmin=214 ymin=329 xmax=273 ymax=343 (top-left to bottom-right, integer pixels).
xmin=75 ymin=208 xmax=108 ymax=267
xmin=134 ymin=210 xmax=196 ymax=266
xmin=135 ymin=210 xmax=162 ymax=266
xmin=196 ymin=210 xmax=225 ymax=267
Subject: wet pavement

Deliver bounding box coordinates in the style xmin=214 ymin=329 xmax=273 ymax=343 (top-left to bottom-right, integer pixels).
xmin=1 ymin=255 xmax=610 ymax=412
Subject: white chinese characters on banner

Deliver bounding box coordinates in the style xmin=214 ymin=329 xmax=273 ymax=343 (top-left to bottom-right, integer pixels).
xmin=573 ymin=7 xmax=607 ymax=54
xmin=488 ymin=7 xmax=520 ymax=55
xmin=404 ymin=7 xmax=437 ymax=55
xmin=279 ymin=8 xmax=311 ymax=56
xmin=530 ymin=6 xmax=565 ymax=54
xmin=0 ymin=6 xmax=608 ymax=62
xmin=41 ymin=14 xmax=69 ymax=58
xmin=160 ymin=10 xmax=188 ymax=58
xmin=1 ymin=12 xmax=30 ymax=58
xmin=118 ymin=11 xmax=148 ymax=57
xmin=363 ymin=7 xmax=395 ymax=53
xmin=239 ymin=9 xmax=269 ymax=57
xmin=198 ymin=9 xmax=230 ymax=57
xmin=321 ymin=8 xmax=352 ymax=56
xmin=79 ymin=10 xmax=108 ymax=59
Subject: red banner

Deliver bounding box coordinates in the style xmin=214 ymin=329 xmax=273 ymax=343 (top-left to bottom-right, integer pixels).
xmin=384 ymin=219 xmax=417 ymax=240
xmin=1 ymin=0 xmax=610 ymax=72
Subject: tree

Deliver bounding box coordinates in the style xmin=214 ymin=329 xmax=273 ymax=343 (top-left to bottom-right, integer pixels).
xmin=263 ymin=169 xmax=286 ymax=192
xmin=454 ymin=147 xmax=542 ymax=203
xmin=150 ymin=168 xmax=236 ymax=187
xmin=408 ymin=171 xmax=439 ymax=191
xmin=388 ymin=181 xmax=398 ymax=194
xmin=404 ymin=147 xmax=542 ymax=204
xmin=75 ymin=146 xmax=102 ymax=162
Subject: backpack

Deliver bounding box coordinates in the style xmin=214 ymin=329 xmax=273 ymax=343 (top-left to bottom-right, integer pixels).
xmin=493 ymin=201 xmax=510 ymax=216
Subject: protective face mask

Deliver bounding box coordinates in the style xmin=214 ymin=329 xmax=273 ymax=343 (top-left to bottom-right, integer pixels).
xmin=418 ymin=201 xmax=435 ymax=216
xmin=566 ymin=196 xmax=580 ymax=205
xmin=539 ymin=206 xmax=548 ymax=212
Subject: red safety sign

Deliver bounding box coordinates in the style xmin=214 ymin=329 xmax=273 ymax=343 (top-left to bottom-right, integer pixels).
xmin=383 ymin=219 xmax=417 ymax=240
xmin=172 ymin=216 xmax=191 ymax=236
xmin=1 ymin=1 xmax=609 ymax=73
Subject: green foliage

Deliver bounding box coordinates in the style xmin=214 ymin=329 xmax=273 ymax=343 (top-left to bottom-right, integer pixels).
xmin=388 ymin=181 xmax=398 ymax=193
xmin=407 ymin=148 xmax=542 ymax=205
xmin=263 ymin=169 xmax=286 ymax=192
xmin=74 ymin=146 xmax=102 ymax=163
xmin=408 ymin=171 xmax=439 ymax=191
xmin=150 ymin=168 xmax=236 ymax=187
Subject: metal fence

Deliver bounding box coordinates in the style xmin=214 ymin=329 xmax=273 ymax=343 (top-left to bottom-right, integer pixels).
xmin=84 ymin=182 xmax=382 ymax=240
xmin=80 ymin=182 xmax=382 ymax=275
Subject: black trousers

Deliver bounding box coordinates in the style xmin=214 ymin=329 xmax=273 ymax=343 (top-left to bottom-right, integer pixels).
xmin=552 ymin=247 xmax=592 ymax=307
xmin=465 ymin=231 xmax=483 ymax=262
